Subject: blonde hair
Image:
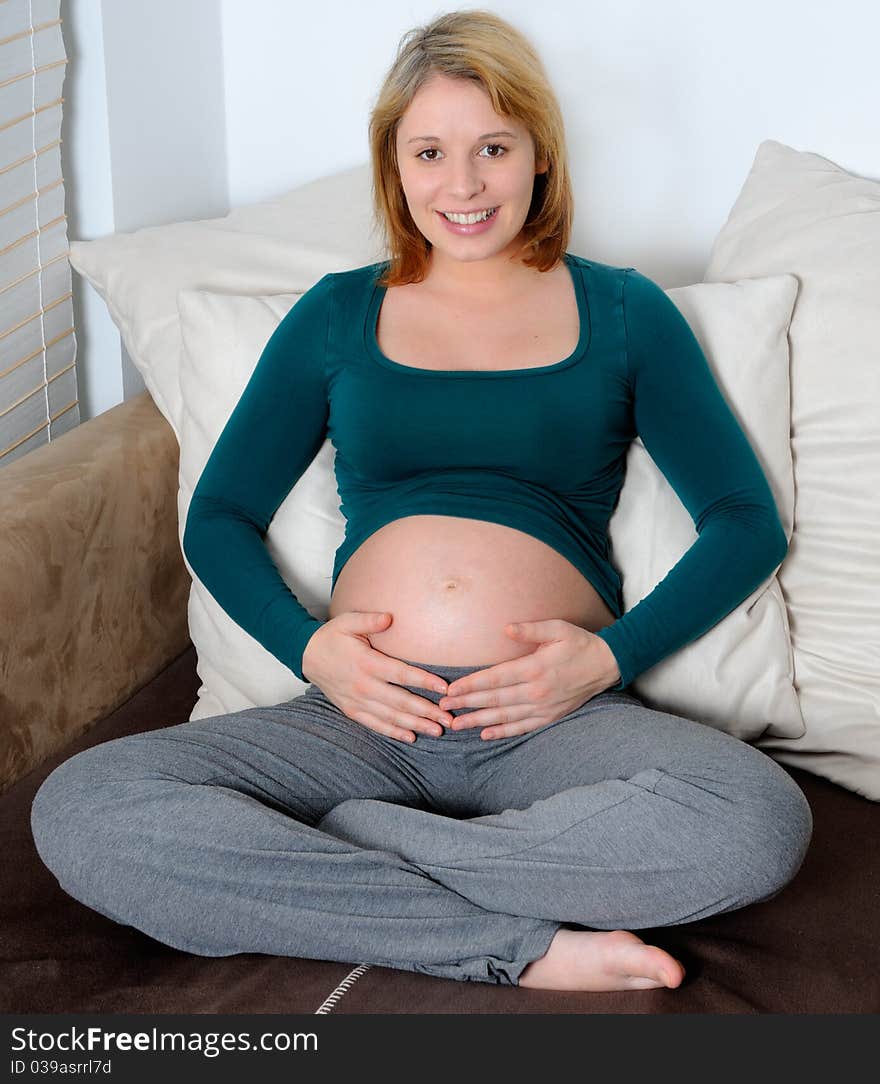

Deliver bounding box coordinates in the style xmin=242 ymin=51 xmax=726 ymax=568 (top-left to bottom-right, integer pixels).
xmin=368 ymin=9 xmax=573 ymax=287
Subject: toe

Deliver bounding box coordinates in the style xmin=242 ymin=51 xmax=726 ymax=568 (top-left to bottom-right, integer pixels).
xmin=627 ymin=975 xmax=668 ymax=990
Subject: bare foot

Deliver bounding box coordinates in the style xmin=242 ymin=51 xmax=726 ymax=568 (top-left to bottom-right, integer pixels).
xmin=518 ymin=928 xmax=685 ymax=991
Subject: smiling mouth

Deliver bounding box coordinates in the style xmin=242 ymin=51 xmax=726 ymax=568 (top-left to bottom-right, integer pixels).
xmin=437 ymin=207 xmax=499 ymax=222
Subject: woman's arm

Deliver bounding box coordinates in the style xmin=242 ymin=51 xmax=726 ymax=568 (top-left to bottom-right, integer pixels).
xmin=594 ymin=268 xmax=788 ymax=690
xmin=182 ymin=274 xmax=335 ymax=681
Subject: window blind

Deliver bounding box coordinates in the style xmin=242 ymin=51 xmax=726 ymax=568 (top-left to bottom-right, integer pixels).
xmin=0 ymin=0 xmax=77 ymax=467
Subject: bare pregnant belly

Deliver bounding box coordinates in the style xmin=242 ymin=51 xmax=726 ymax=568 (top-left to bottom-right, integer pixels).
xmin=327 ymin=515 xmax=616 ymax=666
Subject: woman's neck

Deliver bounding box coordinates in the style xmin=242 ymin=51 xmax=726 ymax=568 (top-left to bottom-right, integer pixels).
xmin=422 ymin=250 xmax=554 ymax=301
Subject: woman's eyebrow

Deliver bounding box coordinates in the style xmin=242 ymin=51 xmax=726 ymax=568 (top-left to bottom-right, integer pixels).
xmin=406 ymin=130 xmax=520 ymax=143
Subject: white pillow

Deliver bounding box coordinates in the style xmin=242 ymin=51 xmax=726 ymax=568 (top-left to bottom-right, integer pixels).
xmin=68 ymin=164 xmax=383 ymax=439
xmin=704 ymin=139 xmax=880 ymax=801
xmin=177 ymin=291 xmax=340 ymax=718
xmin=177 ymin=276 xmax=803 ymax=744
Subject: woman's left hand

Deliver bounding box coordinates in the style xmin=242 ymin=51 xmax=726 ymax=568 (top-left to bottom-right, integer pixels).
xmin=438 ymin=619 xmax=623 ymax=740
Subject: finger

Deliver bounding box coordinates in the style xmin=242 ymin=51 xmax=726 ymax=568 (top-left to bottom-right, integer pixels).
xmin=389 ymin=664 xmax=448 ymax=695
xmin=371 ymin=677 xmax=453 ymax=723
xmin=480 ymin=718 xmax=546 ymax=740
xmin=441 ymin=680 xmax=530 ymax=712
xmin=398 ymin=689 xmax=454 ymax=728
xmin=449 ymin=702 xmax=532 ymax=731
xmin=444 ymin=660 xmax=533 ymax=698
xmin=351 ymin=710 xmax=418 ymax=744
xmin=366 ymin=690 xmax=449 ymax=735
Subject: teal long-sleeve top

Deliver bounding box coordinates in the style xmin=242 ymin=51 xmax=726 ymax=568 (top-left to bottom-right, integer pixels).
xmin=182 ymin=253 xmax=788 ymax=687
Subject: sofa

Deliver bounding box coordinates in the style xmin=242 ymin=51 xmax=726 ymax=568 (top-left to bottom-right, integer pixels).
xmin=2 ymin=140 xmax=878 ymax=1013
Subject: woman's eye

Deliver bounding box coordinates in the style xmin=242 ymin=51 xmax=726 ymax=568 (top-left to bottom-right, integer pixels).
xmin=416 ymin=144 xmax=507 ymax=162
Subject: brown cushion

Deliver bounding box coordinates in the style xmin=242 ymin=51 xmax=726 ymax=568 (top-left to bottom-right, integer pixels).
xmin=4 ymin=644 xmax=879 ymax=1013
xmin=0 ymin=391 xmax=190 ymax=794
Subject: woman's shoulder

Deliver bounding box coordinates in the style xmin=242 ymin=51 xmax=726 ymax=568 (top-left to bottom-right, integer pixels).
xmin=326 ymin=259 xmax=389 ymax=284
xmin=287 ymin=262 xmax=385 ymax=322
xmin=314 ymin=260 xmax=388 ymax=304
xmin=567 ymin=255 xmax=679 ymax=314
xmin=565 ymin=251 xmax=634 ymax=279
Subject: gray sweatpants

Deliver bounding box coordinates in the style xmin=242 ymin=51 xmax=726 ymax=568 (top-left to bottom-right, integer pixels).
xmin=30 ymin=658 xmax=813 ymax=986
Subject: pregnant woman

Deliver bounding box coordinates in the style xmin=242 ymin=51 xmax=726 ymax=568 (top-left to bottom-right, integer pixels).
xmin=31 ymin=10 xmax=812 ymax=992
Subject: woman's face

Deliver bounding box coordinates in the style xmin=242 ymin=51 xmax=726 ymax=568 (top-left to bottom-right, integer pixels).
xmin=394 ymin=72 xmax=548 ymax=270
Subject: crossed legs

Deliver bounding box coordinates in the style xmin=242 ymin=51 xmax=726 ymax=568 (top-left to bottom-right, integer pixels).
xmin=30 ymin=670 xmax=813 ymax=989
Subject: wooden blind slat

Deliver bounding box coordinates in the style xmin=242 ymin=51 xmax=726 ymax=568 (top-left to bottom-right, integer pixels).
xmin=0 ymin=17 xmax=62 ymax=50
xmin=0 ymin=0 xmax=77 ymax=465
xmin=1 ymin=397 xmax=79 ymax=459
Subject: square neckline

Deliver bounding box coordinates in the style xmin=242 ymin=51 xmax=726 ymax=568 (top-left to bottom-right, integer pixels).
xmin=364 ymin=251 xmax=592 ymax=379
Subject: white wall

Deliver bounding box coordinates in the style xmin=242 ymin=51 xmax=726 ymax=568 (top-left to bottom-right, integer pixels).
xmin=67 ymin=0 xmax=880 ymax=420
xmin=61 ymin=0 xmax=116 ymax=419
xmin=63 ymin=0 xmax=227 ymax=419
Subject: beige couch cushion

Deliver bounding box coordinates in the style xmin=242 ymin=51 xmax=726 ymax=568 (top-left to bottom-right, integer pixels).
xmin=0 ymin=394 xmax=190 ymax=793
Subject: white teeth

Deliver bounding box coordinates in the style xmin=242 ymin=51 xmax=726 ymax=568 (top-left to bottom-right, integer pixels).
xmin=441 ymin=207 xmax=497 ymax=224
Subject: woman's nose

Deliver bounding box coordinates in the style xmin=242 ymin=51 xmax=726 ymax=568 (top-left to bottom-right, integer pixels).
xmin=445 ymin=163 xmax=486 ymax=200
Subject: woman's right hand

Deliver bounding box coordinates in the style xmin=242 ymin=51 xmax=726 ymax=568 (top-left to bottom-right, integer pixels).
xmin=300 ymin=611 xmax=454 ymax=743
